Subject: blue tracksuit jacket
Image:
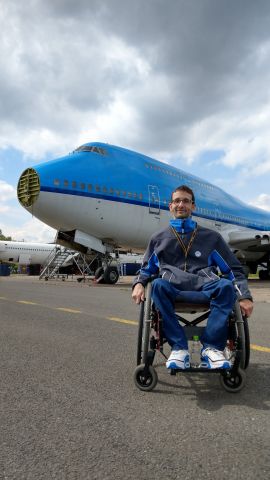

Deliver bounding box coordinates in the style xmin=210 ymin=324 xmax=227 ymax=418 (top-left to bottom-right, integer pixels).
xmin=133 ymin=219 xmax=252 ymax=300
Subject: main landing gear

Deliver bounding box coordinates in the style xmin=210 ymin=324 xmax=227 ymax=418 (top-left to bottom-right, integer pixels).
xmin=94 ymin=265 xmax=119 ymax=284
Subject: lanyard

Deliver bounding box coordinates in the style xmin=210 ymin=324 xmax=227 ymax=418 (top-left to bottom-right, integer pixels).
xmin=171 ymin=226 xmax=198 ymax=271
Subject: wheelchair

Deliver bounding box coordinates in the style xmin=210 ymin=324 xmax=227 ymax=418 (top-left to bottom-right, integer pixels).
xmin=134 ymin=281 xmax=250 ymax=393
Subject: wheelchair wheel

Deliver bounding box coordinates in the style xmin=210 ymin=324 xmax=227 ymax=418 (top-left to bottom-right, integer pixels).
xmin=243 ymin=317 xmax=250 ymax=369
xmin=134 ymin=364 xmax=158 ymax=391
xmin=220 ymin=368 xmax=246 ymax=393
xmin=226 ymin=317 xmax=250 ymax=370
xmin=233 ymin=302 xmax=250 ymax=370
xmin=136 ymin=283 xmax=152 ymax=365
xmin=136 ymin=302 xmax=144 ymax=365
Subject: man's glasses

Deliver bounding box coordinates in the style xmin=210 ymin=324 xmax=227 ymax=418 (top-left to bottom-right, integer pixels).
xmin=171 ymin=198 xmax=193 ymax=205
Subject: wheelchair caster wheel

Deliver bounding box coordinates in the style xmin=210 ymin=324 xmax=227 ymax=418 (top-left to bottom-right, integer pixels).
xmin=134 ymin=364 xmax=158 ymax=391
xmin=220 ymin=368 xmax=246 ymax=393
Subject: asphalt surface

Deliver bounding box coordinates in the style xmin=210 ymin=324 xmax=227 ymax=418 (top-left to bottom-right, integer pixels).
xmin=0 ymin=276 xmax=269 ymax=480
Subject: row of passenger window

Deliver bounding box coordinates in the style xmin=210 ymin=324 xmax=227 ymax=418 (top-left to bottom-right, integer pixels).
xmin=53 ymin=179 xmax=144 ymax=200
xmin=196 ymin=207 xmax=254 ymax=226
xmin=144 ymin=163 xmax=214 ymax=191
xmin=5 ymin=247 xmax=51 ymax=251
xmin=53 ymin=178 xmax=175 ymax=204
xmin=52 ymin=178 xmax=261 ymax=226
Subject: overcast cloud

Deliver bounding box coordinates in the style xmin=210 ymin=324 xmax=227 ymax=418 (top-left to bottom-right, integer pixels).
xmin=1 ymin=0 xmax=270 ymax=240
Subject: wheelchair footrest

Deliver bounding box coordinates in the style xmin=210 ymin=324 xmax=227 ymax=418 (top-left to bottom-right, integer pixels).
xmin=170 ymin=366 xmax=232 ymax=374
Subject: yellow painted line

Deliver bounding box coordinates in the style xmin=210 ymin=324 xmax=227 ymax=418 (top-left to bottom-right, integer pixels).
xmin=251 ymin=343 xmax=270 ymax=353
xmin=17 ymin=300 xmax=38 ymax=305
xmin=107 ymin=316 xmax=138 ymax=326
xmin=4 ymin=296 xmax=270 ymax=353
xmin=56 ymin=307 xmax=82 ymax=314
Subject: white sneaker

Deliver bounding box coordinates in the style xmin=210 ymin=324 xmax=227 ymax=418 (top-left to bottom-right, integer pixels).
xmin=201 ymin=347 xmax=231 ymax=369
xmin=166 ymin=349 xmax=190 ymax=370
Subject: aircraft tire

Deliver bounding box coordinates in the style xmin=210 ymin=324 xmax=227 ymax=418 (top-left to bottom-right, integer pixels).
xmin=103 ymin=266 xmax=119 ymax=284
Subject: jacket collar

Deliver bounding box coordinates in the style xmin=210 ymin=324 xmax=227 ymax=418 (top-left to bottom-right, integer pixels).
xmin=170 ymin=218 xmax=197 ymax=234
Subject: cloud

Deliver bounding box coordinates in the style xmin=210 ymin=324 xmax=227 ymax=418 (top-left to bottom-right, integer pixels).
xmin=0 ymin=205 xmax=10 ymax=214
xmin=1 ymin=216 xmax=56 ymax=242
xmin=251 ymin=193 xmax=270 ymax=212
xmin=1 ymin=0 xmax=270 ymax=243
xmin=0 ymin=180 xmax=16 ymax=202
xmin=0 ymin=0 xmax=270 ymax=165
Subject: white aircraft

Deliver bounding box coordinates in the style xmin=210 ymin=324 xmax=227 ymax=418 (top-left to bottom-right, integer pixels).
xmin=0 ymin=240 xmax=62 ymax=265
xmin=16 ymin=142 xmax=270 ymax=282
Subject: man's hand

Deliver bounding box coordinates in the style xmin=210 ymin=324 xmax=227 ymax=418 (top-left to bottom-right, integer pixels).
xmin=132 ymin=283 xmax=145 ymax=304
xmin=239 ymin=298 xmax=253 ymax=317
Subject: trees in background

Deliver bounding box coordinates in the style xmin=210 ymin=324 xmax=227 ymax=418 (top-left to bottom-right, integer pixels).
xmin=0 ymin=229 xmax=12 ymax=241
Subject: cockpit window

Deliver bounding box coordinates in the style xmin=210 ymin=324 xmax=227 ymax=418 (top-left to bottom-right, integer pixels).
xmin=74 ymin=145 xmax=107 ymax=155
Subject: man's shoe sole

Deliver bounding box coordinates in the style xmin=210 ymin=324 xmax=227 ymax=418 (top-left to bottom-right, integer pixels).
xmin=200 ymin=360 xmax=231 ymax=369
xmin=166 ymin=361 xmax=190 ymax=370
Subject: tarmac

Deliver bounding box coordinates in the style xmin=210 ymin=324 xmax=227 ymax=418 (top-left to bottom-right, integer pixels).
xmin=4 ymin=274 xmax=270 ymax=302
xmin=0 ymin=274 xmax=269 ymax=479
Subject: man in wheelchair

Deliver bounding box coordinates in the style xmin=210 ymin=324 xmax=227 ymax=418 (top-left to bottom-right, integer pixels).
xmin=132 ymin=185 xmax=253 ymax=371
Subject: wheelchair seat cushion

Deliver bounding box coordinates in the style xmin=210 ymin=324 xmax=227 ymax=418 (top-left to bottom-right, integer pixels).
xmin=174 ymin=290 xmax=210 ymax=313
xmin=175 ymin=290 xmax=210 ymax=305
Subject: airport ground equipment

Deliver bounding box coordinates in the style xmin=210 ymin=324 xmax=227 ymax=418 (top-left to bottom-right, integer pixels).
xmin=39 ymin=246 xmax=74 ymax=279
xmin=134 ymin=282 xmax=250 ymax=393
xmin=39 ymin=246 xmax=114 ymax=281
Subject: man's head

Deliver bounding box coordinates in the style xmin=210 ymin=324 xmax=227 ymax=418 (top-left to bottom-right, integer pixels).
xmin=169 ymin=185 xmax=196 ymax=219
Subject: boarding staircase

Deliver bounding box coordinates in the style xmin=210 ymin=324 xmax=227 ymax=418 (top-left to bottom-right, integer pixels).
xmin=39 ymin=247 xmax=97 ymax=280
xmin=39 ymin=246 xmax=74 ymax=279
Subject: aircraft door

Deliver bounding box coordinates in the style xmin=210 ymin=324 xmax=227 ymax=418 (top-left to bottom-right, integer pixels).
xmin=148 ymin=185 xmax=160 ymax=215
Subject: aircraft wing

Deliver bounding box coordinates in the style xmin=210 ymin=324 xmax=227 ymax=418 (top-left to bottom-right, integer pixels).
xmin=228 ymin=231 xmax=270 ymax=252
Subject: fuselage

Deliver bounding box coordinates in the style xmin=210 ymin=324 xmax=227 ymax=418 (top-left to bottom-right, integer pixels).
xmin=0 ymin=241 xmax=59 ymax=265
xmin=17 ymin=142 xmax=270 ymax=265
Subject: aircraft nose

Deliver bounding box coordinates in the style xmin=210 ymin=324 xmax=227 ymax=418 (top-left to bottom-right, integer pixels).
xmin=17 ymin=168 xmax=40 ymax=207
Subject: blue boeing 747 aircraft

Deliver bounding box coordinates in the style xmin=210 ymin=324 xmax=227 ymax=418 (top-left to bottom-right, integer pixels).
xmin=17 ymin=142 xmax=270 ymax=283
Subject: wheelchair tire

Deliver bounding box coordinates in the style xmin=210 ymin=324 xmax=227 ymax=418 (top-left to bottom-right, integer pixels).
xmin=136 ymin=284 xmax=152 ymax=365
xmin=136 ymin=302 xmax=144 ymax=365
xmin=220 ymin=368 xmax=246 ymax=393
xmin=243 ymin=317 xmax=250 ymax=369
xmin=233 ymin=302 xmax=250 ymax=370
xmin=133 ymin=364 xmax=158 ymax=391
xmin=227 ymin=315 xmax=250 ymax=370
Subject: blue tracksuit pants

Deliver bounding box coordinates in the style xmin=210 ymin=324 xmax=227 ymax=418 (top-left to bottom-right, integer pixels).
xmin=151 ymin=278 xmax=236 ymax=351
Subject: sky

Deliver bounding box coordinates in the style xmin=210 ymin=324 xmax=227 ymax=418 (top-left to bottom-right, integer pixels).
xmin=1 ymin=0 xmax=270 ymax=242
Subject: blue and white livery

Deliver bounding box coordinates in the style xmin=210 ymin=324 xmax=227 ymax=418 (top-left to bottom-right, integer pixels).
xmin=17 ymin=142 xmax=270 ymax=280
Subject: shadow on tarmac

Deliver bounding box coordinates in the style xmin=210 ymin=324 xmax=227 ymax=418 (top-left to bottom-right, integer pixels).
xmin=150 ymin=362 xmax=270 ymax=411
